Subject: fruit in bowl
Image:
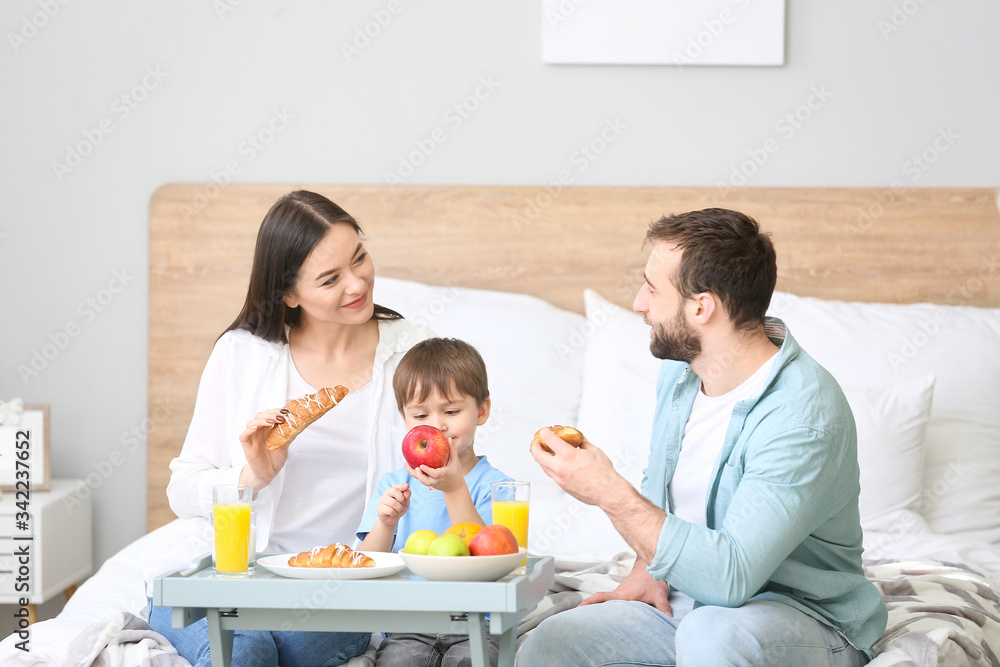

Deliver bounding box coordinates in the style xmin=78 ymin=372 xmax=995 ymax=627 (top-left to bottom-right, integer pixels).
xmin=469 ymin=524 xmax=519 ymax=556
xmin=444 ymin=522 xmax=483 ymax=546
xmin=401 ymin=425 xmax=451 ymax=469
xmin=403 ymin=529 xmax=440 ymax=556
xmin=427 ymin=534 xmax=470 ymax=557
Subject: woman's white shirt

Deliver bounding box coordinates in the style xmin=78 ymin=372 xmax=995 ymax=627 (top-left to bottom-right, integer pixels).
xmin=267 ymin=354 xmax=372 ymax=553
xmin=152 ymin=318 xmax=435 ymax=585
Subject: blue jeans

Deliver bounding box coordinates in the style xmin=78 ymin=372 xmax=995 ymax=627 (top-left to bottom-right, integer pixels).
xmin=148 ymin=603 xmax=371 ymax=667
xmin=515 ymin=597 xmax=870 ymax=667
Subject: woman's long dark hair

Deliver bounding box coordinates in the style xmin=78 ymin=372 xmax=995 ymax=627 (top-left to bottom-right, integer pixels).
xmin=223 ymin=190 xmax=402 ymax=343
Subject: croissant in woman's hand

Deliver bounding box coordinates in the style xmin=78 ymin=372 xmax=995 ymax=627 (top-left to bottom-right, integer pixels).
xmin=266 ymin=386 xmax=349 ymax=450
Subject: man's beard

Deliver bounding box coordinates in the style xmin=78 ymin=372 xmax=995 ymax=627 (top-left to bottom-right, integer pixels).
xmin=649 ymin=305 xmax=701 ymax=363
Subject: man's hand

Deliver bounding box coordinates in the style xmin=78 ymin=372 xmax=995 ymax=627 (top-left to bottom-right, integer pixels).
xmin=529 ymin=427 xmax=625 ymax=507
xmin=530 ymin=427 xmax=667 ymax=565
xmin=580 ymin=560 xmax=673 ymax=616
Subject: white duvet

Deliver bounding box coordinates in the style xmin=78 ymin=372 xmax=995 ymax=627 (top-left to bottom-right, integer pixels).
xmin=3 ymin=519 xmax=1000 ymax=667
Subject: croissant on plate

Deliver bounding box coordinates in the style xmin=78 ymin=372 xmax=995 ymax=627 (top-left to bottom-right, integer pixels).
xmin=265 ymin=386 xmax=349 ymax=450
xmin=287 ymin=543 xmax=376 ymax=568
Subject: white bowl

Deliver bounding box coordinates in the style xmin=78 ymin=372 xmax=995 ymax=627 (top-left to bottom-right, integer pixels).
xmin=399 ymin=548 xmax=527 ymax=581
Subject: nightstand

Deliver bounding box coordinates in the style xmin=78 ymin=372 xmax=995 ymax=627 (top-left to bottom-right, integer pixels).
xmin=0 ymin=479 xmax=93 ymax=623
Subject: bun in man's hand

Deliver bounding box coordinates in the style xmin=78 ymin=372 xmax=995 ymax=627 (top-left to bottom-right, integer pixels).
xmin=532 ymin=425 xmax=585 ymax=454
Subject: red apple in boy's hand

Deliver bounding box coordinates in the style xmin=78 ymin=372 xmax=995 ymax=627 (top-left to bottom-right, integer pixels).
xmin=401 ymin=425 xmax=451 ymax=469
xmin=468 ymin=524 xmax=519 ymax=556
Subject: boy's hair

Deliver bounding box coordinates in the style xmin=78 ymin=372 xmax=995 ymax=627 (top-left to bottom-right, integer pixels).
xmin=393 ymin=338 xmax=489 ymax=411
xmin=646 ymin=208 xmax=776 ymax=332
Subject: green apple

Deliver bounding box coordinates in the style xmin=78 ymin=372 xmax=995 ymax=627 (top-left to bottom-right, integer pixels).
xmin=404 ymin=529 xmax=440 ymax=555
xmin=427 ymin=534 xmax=471 ymax=557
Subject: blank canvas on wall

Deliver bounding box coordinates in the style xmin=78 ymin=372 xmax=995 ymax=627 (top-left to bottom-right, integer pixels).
xmin=542 ymin=0 xmax=786 ymax=66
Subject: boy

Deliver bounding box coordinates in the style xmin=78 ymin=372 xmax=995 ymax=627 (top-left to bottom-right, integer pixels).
xmin=357 ymin=337 xmax=512 ymax=667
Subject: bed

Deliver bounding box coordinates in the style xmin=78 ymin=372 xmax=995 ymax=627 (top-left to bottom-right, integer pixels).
xmin=4 ymin=184 xmax=1000 ymax=666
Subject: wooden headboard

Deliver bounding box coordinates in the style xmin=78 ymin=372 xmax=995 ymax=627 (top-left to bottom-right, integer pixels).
xmin=148 ymin=184 xmax=1000 ymax=530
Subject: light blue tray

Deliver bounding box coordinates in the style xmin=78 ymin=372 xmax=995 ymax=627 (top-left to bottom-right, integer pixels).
xmin=153 ymin=553 xmax=555 ymax=667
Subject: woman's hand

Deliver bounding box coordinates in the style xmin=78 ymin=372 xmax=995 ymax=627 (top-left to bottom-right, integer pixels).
xmin=239 ymin=408 xmax=291 ymax=492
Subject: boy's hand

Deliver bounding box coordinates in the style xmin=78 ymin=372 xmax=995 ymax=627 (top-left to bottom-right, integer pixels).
xmin=376 ymin=483 xmax=411 ymax=527
xmin=405 ymin=439 xmax=466 ymax=494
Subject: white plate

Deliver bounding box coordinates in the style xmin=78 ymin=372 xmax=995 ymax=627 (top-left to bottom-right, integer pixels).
xmin=257 ymin=552 xmax=405 ymax=580
xmin=399 ymin=548 xmax=527 ymax=581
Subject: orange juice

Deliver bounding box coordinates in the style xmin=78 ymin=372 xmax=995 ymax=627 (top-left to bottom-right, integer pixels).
xmin=213 ymin=502 xmax=251 ymax=575
xmin=492 ymin=500 xmax=529 ymax=549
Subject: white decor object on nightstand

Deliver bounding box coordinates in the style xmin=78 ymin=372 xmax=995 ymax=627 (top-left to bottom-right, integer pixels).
xmin=0 ymin=479 xmax=92 ymax=623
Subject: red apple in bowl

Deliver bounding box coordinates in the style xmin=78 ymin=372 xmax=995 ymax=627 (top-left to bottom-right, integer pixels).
xmin=401 ymin=425 xmax=450 ymax=469
xmin=468 ymin=524 xmax=519 ymax=556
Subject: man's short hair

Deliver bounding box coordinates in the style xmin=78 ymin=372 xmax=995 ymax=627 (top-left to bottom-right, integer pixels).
xmin=393 ymin=338 xmax=490 ymax=411
xmin=646 ymin=208 xmax=777 ymax=331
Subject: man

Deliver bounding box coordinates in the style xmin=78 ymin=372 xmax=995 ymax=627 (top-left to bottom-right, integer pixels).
xmin=518 ymin=209 xmax=886 ymax=666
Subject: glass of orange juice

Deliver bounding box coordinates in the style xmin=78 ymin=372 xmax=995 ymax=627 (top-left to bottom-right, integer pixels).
xmin=212 ymin=484 xmax=252 ymax=578
xmin=491 ymin=481 xmax=529 ymax=575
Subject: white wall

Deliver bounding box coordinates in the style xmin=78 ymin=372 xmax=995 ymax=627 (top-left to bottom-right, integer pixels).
xmin=1 ymin=0 xmax=997 ymax=575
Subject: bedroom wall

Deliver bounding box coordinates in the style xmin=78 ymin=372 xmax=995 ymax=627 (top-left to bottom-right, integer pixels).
xmin=0 ymin=0 xmax=997 ymax=623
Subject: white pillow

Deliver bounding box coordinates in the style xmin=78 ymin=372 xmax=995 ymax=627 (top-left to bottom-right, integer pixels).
xmin=767 ymin=292 xmax=1000 ymax=545
xmin=373 ymin=278 xmax=586 ymax=554
xmin=842 ymin=376 xmax=934 ymax=524
xmin=577 ymin=290 xmax=936 ymax=556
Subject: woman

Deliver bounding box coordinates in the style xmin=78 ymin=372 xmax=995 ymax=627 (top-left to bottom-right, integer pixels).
xmin=149 ymin=190 xmax=435 ymax=667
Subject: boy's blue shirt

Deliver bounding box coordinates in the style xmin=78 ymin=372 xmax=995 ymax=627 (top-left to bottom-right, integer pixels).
xmin=642 ymin=317 xmax=887 ymax=657
xmin=356 ymin=455 xmax=512 ymax=550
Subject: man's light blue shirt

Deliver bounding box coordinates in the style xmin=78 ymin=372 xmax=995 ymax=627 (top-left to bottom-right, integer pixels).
xmin=357 ymin=456 xmax=512 ymax=550
xmin=642 ymin=318 xmax=888 ymax=657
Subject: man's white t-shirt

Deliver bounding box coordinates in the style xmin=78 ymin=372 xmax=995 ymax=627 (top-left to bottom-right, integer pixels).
xmin=671 ymin=354 xmax=778 ymax=527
